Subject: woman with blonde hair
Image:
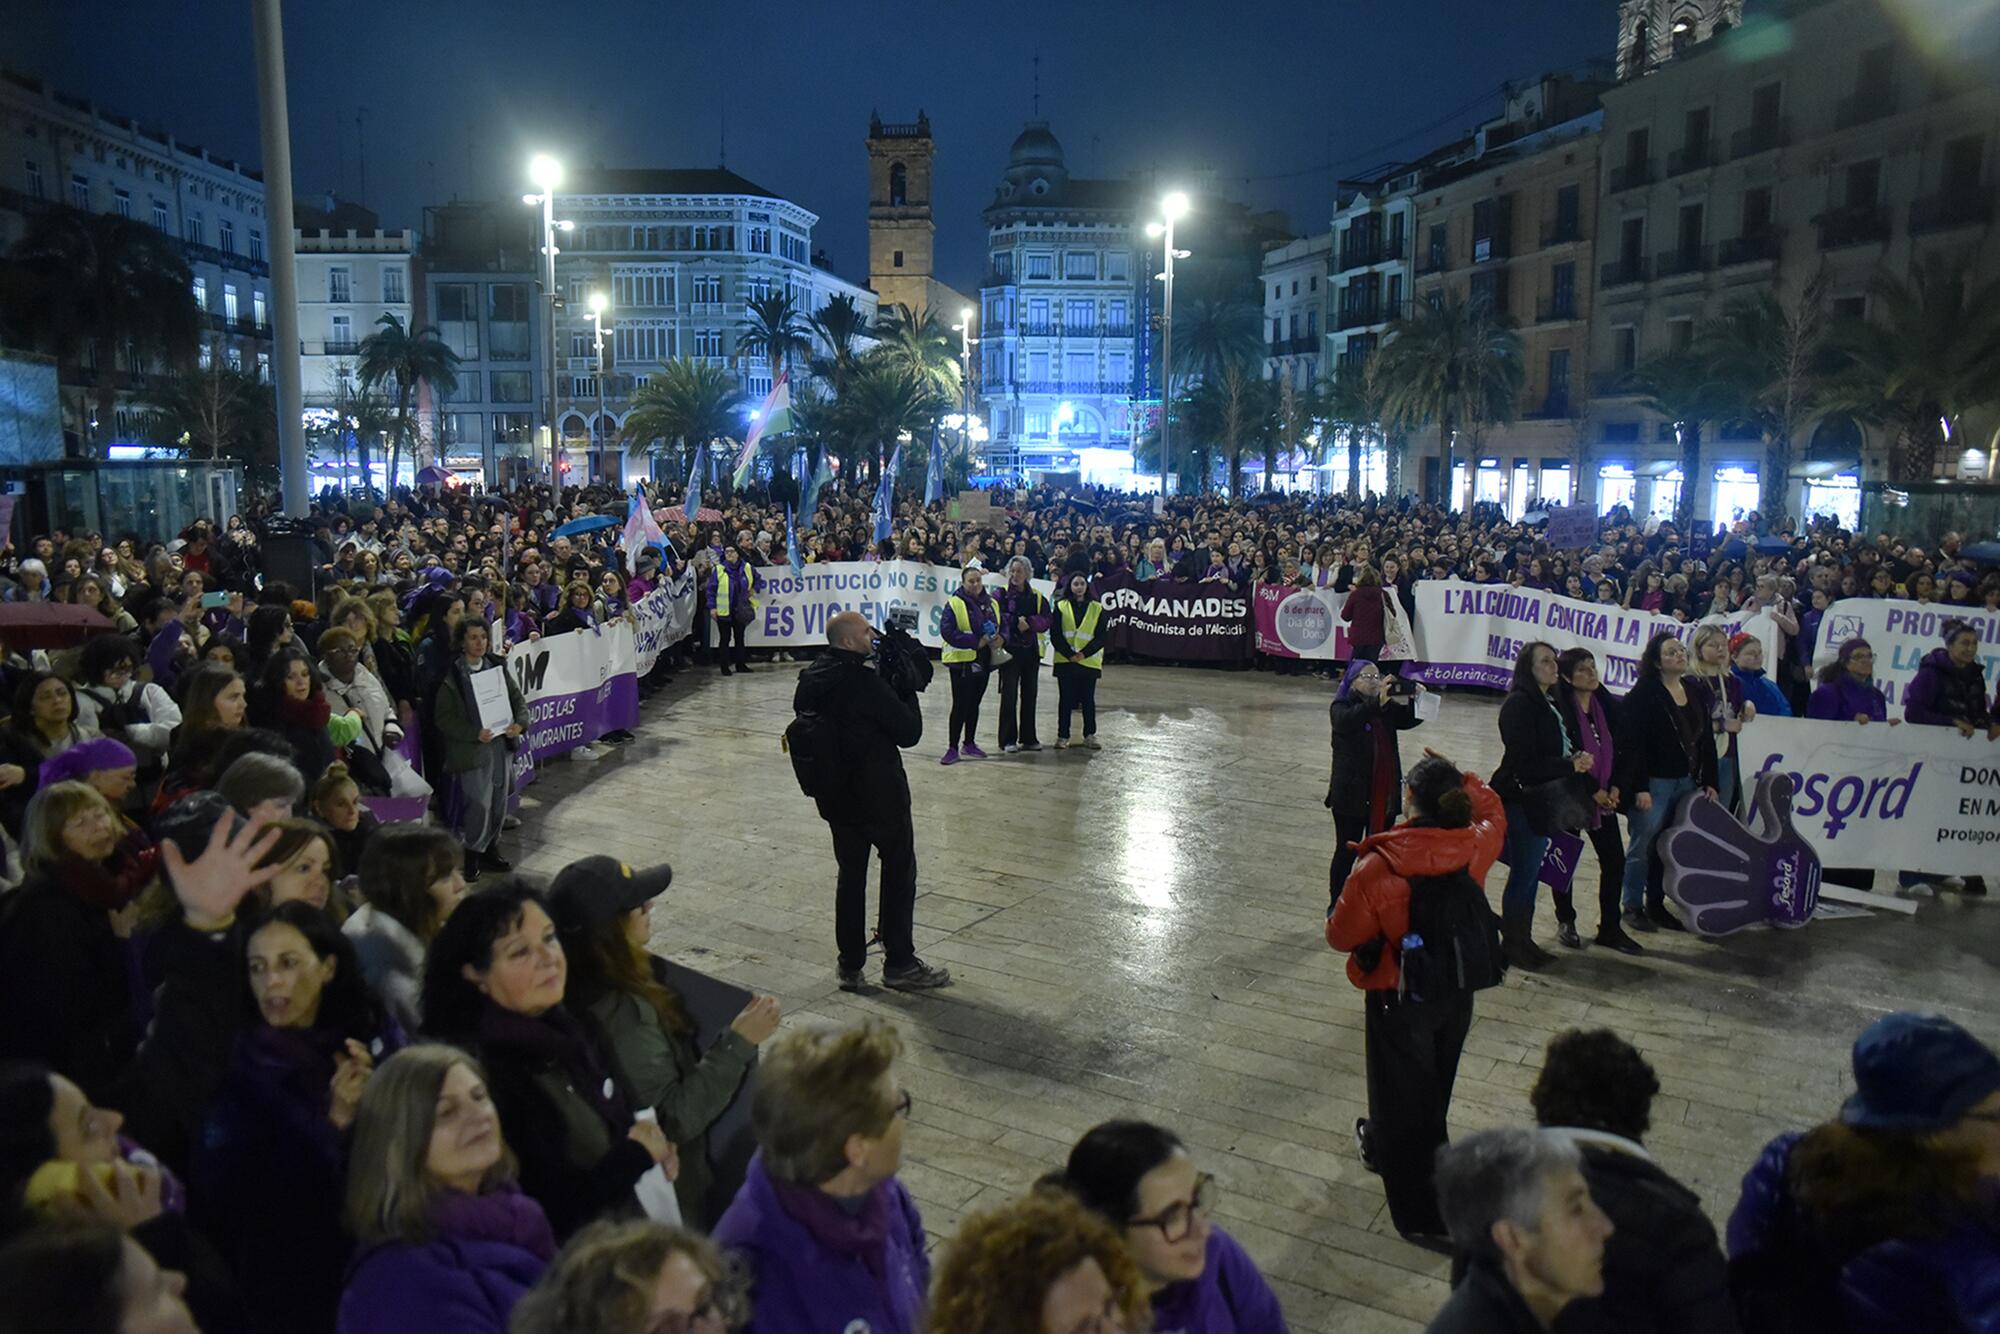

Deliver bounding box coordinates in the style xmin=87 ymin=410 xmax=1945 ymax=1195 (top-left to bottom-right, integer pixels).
xmin=928 ymin=1189 xmax=1151 ymax=1334
xmin=1688 ymin=622 xmax=1753 ymax=812
xmin=512 ymin=1219 xmax=748 ymax=1334
xmin=336 ymin=1044 xmax=555 ymax=1334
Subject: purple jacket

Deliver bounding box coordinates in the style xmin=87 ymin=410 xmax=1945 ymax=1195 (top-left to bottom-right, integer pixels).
xmin=712 ymin=1152 xmax=929 ymax=1334
xmin=1902 ymin=647 xmax=1994 ymax=729
xmin=940 ymin=588 xmax=999 ymax=651
xmin=1806 ymin=675 xmax=1887 ymax=722
xmin=1727 ymin=1131 xmax=2000 ymax=1334
xmin=995 ymin=584 xmax=1052 ymax=653
xmin=336 ymin=1187 xmax=554 ymax=1334
xmin=1150 ymin=1228 xmax=1289 ymax=1334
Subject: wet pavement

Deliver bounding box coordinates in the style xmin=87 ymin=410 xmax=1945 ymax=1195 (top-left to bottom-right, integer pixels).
xmin=510 ymin=660 xmax=1999 ymax=1332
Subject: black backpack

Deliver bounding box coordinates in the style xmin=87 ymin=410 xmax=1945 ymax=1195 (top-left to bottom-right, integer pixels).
xmin=783 ymin=709 xmax=841 ymax=800
xmin=1397 ymin=869 xmax=1507 ymax=1002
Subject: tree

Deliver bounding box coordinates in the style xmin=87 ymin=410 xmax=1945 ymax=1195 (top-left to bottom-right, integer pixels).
xmin=141 ymin=362 xmax=269 ymax=460
xmin=1821 ymin=257 xmax=2000 ymax=483
xmin=871 ymin=303 xmax=962 ymax=407
xmin=1374 ymin=293 xmax=1523 ymax=511
xmin=0 ymin=208 xmax=201 ymax=455
xmin=738 ymin=291 xmax=812 ymax=386
xmin=1271 ymin=374 xmax=1328 ymax=494
xmin=1634 ymin=347 xmax=1734 ymax=531
xmin=619 ymin=358 xmax=745 ymax=482
xmin=312 ymin=376 xmax=396 ymax=495
xmin=835 ymin=361 xmax=944 ymax=486
xmin=807 ymin=293 xmax=872 ymax=399
xmin=358 ymin=314 xmax=460 ymax=489
xmin=1701 ymin=269 xmax=1833 ymax=527
xmin=1325 ymin=359 xmax=1385 ymax=501
xmin=1175 ymin=298 xmax=1262 ymax=384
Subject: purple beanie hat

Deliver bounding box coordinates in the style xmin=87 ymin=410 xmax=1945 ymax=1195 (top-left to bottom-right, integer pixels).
xmin=39 ymin=737 xmax=138 ymax=786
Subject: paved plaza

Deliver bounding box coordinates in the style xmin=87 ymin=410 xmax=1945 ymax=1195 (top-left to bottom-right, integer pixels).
xmin=511 ymin=662 xmax=1998 ymax=1333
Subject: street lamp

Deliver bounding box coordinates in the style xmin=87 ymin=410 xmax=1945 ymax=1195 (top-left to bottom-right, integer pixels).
xmin=950 ymin=304 xmax=976 ymax=465
xmin=588 ymin=290 xmax=610 ymax=486
xmin=524 ymin=153 xmax=567 ymax=490
xmin=1146 ymin=190 xmax=1191 ymax=490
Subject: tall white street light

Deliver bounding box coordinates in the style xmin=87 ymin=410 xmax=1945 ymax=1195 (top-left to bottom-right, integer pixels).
xmin=524 ymin=153 xmax=569 ymax=490
xmin=1146 ymin=190 xmax=1190 ymax=491
xmin=588 ymin=290 xmax=610 ymax=485
xmin=950 ymin=304 xmax=976 ymax=463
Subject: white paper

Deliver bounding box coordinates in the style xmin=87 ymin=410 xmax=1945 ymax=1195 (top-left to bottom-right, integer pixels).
xmin=631 ymin=1109 xmax=683 ymax=1224
xmin=468 ymin=665 xmax=513 ymax=732
xmin=1413 ymin=686 xmax=1441 ymax=721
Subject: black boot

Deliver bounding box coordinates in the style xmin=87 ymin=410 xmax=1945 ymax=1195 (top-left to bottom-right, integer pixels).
xmin=463 ymin=849 xmax=483 ymax=883
xmin=1503 ymin=915 xmax=1553 ymax=971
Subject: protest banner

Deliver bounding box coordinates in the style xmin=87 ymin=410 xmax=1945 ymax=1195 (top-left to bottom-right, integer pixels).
xmin=1542 ymin=505 xmax=1598 ymax=551
xmin=1405 ymin=581 xmax=1776 ymax=691
xmin=1089 ymin=571 xmax=1253 ymax=661
xmin=1735 ymin=716 xmax=2000 ymax=878
xmin=1253 ymin=584 xmax=1416 ymax=661
xmin=505 ymin=619 xmax=640 ymax=790
xmin=1809 ymin=598 xmax=2000 ymax=719
xmin=632 ymin=568 xmax=697 ymax=676
xmin=744 ymin=560 xmax=1057 ymax=651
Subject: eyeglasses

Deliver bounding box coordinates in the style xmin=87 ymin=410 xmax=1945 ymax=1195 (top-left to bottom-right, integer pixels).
xmin=891 ymin=1088 xmax=913 ymax=1120
xmin=1127 ymin=1172 xmax=1216 ymax=1243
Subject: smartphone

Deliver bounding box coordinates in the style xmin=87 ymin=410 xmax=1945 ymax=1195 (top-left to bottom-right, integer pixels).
xmin=200 ymin=591 xmax=230 ymax=609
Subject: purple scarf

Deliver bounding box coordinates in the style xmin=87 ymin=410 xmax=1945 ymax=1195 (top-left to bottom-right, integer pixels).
xmin=1568 ymin=689 xmax=1615 ymax=826
xmin=429 ymin=1185 xmax=557 ymax=1261
xmin=769 ymin=1176 xmax=894 ymax=1281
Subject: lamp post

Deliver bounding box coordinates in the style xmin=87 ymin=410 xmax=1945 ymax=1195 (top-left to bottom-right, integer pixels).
xmin=588 ymin=290 xmax=610 ymax=485
xmin=1145 ymin=190 xmax=1190 ymax=491
xmin=950 ymin=304 xmax=975 ymax=463
xmin=523 ymin=153 xmax=570 ymax=492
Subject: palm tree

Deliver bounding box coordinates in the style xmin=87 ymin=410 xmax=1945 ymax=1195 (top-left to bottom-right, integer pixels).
xmin=620 ymin=358 xmax=745 ymax=483
xmin=1821 ymin=258 xmax=2000 ymax=483
xmin=313 ymin=376 xmax=396 ymax=494
xmin=1175 ymin=298 xmax=1262 ymax=385
xmin=1 ymin=209 xmax=201 ymax=454
xmin=871 ymin=304 xmax=962 ymax=406
xmin=1700 ymin=269 xmax=1833 ymax=527
xmin=807 ymin=293 xmax=872 ymax=399
xmin=142 ymin=362 xmax=267 ymax=460
xmin=357 ymin=314 xmax=460 ymax=490
xmin=1272 ymin=373 xmax=1330 ymax=494
xmin=1374 ymin=293 xmax=1524 ymax=510
xmin=738 ymin=292 xmax=812 ymax=387
xmin=1633 ymin=347 xmax=1735 ymax=532
xmin=836 ymin=361 xmax=943 ymax=485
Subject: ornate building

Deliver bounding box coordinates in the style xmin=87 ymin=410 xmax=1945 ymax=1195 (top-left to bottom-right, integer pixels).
xmin=1615 ymin=0 xmax=1745 ymax=82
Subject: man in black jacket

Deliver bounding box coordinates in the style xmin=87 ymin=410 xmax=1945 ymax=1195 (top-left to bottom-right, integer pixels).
xmin=1530 ymin=1028 xmax=1737 ymax=1334
xmin=794 ymin=612 xmax=951 ymax=993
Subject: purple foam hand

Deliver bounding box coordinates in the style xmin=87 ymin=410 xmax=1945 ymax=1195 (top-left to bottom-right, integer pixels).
xmin=1661 ymin=772 xmax=1822 ymax=937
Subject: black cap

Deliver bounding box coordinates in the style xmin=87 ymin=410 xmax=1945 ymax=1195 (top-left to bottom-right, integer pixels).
xmin=547 ymin=855 xmax=672 ymax=936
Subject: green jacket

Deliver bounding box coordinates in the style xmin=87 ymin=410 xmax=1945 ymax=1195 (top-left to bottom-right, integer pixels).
xmin=433 ymin=653 xmax=530 ymax=773
xmin=584 ymin=976 xmax=756 ymax=1230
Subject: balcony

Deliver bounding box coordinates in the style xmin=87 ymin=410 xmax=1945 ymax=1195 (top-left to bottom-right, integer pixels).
xmin=1608 ymin=159 xmax=1655 ymax=192
xmin=1536 ymin=296 xmax=1578 ymax=324
xmin=1288 ymin=335 xmax=1320 ymax=354
xmin=1592 ymin=371 xmax=1639 ymax=397
xmin=319 ymin=340 xmax=361 ymax=356
xmin=1816 ymin=206 xmax=1891 ymax=250
xmin=1666 ymin=140 xmax=1718 ymax=177
xmin=1730 ymin=118 xmax=1789 ymax=160
xmin=1654 ymin=244 xmax=1713 ymax=278
xmin=1010 ymin=380 xmax=1131 ymax=396
xmin=1835 ymin=88 xmax=1897 ymax=130
xmin=182 ymin=239 xmax=270 ymax=279
xmin=1540 ymin=217 xmax=1583 ymax=247
xmin=1336 ymin=304 xmax=1382 ymax=331
xmin=1717 ymin=232 xmax=1782 ymax=267
xmin=1600 ymin=257 xmax=1650 ymax=288
xmin=1338 ymin=240 xmax=1382 ymax=272
xmin=1269 ymin=339 xmax=1287 ymax=357
xmin=1417 ymin=251 xmax=1452 ymax=277
xmin=981 ymin=268 xmax=1016 ymax=289
xmin=1909 ymin=191 xmax=1993 ymax=235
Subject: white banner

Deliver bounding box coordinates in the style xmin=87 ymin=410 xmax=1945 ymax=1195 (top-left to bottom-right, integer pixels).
xmin=1809 ymin=599 xmax=2000 ymax=720
xmin=1407 ymin=580 xmax=1776 ymax=692
xmin=632 ymin=569 xmax=697 ymax=676
xmin=744 ymin=560 xmax=1054 ymax=651
xmin=1739 ymin=716 xmax=2000 ymax=877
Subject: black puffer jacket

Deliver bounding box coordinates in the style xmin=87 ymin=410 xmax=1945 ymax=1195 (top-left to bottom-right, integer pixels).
xmin=1551 ymin=1137 xmax=1738 ymax=1334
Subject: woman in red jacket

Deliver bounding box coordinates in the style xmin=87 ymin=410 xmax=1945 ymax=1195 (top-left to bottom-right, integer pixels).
xmin=1326 ymin=751 xmax=1505 ymax=1244
xmin=1340 ymin=564 xmax=1390 ymax=663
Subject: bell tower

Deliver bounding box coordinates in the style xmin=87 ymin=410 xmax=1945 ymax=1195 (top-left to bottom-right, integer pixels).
xmin=866 ymin=110 xmax=938 ymax=315
xmin=1616 ymin=0 xmax=1744 ymax=81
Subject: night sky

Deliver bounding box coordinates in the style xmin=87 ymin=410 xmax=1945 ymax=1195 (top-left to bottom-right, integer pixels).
xmin=10 ymin=0 xmax=1616 ymax=290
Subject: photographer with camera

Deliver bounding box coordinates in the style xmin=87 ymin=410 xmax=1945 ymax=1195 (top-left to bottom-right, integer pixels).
xmin=1325 ymin=660 xmax=1424 ymax=914
xmin=789 ymin=611 xmax=952 ymax=992
xmin=939 ymin=565 xmax=1004 ymax=765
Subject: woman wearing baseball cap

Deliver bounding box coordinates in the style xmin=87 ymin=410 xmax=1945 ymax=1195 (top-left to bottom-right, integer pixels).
xmin=548 ymin=856 xmax=781 ymax=1230
xmin=1726 ymin=1012 xmax=2000 ymax=1331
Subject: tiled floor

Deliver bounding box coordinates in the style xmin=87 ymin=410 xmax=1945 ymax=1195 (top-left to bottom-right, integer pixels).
xmin=510 ymin=660 xmax=1999 ymax=1332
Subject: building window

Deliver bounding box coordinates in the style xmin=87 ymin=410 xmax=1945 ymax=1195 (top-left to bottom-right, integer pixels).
xmin=892 ymin=250 xmax=904 ymax=268
xmin=991 ymin=252 xmax=1013 ymax=279
xmin=249 ymin=228 xmax=263 ymax=261
xmin=330 ymin=314 xmax=354 ymax=350
xmin=253 ymin=290 xmax=267 ymax=326
xmin=1106 ymin=251 xmax=1129 ymax=280
xmin=1027 ymin=298 xmax=1049 ymax=334
xmin=224 ymin=345 xmax=242 ymax=372
xmin=152 ymin=200 xmax=169 ymax=232
xmin=693 ymin=275 xmax=721 ymax=304
xmin=328 ymin=267 xmax=351 ymax=303
xmin=69 ymin=174 xmax=88 ymax=209
xmin=1385 ymin=272 xmax=1403 ymax=316
xmin=184 ymin=211 xmax=203 ymax=245
xmin=197 ymin=341 xmax=212 ymax=370
xmin=383 ymin=267 xmax=405 ymax=304
xmin=1549 ymin=262 xmax=1575 ymax=319
xmin=223 ymin=283 xmax=238 ymax=321
xmin=1025 ymin=253 xmax=1053 ymax=280
xmin=693 ymin=329 xmax=722 ymax=357
xmin=493 ymin=413 xmax=534 ymax=446
xmin=487 ymin=283 xmax=530 ymax=359
xmin=571 ymin=332 xmax=594 ymax=359
xmin=191 ymin=277 xmax=207 ymax=311
xmin=219 ymin=219 xmax=234 ymax=253
xmin=24 ymin=160 xmax=41 ymax=199
xmin=112 ymin=187 xmax=131 ymax=218
xmin=1064 ymin=252 xmax=1098 ymax=280
xmin=256 ymin=351 xmax=270 ymax=383
xmin=1545 ymin=348 xmax=1571 ymax=415
xmin=435 ymin=283 xmax=480 ymax=360
xmin=1065 ymin=298 xmax=1095 ymax=333
xmin=1614 ymin=325 xmax=1638 ymax=370
xmin=490 ymin=371 xmax=532 ymax=403
xmin=1108 ymin=300 xmax=1129 ymax=334
xmin=889 ymin=162 xmax=907 ymax=206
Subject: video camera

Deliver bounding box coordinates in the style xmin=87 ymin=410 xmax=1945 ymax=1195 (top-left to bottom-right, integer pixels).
xmin=873 ymin=604 xmax=933 ymax=694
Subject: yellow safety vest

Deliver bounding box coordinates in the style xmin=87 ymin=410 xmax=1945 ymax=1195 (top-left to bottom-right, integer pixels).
xmin=714 ymin=563 xmax=756 ymax=617
xmin=1057 ymin=598 xmax=1104 ymax=671
xmin=942 ymin=594 xmax=982 ymax=665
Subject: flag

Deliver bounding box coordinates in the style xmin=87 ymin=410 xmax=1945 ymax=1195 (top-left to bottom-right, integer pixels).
xmin=732 ymin=374 xmax=793 ymax=488
xmin=872 ymin=444 xmax=901 ymax=546
xmin=800 ymin=455 xmax=832 ymax=531
xmin=785 ymin=504 xmax=803 ymax=577
xmin=622 ymin=486 xmax=665 ymax=572
xmin=924 ymin=421 xmax=945 ymax=504
xmin=683 ymin=443 xmax=707 ymax=523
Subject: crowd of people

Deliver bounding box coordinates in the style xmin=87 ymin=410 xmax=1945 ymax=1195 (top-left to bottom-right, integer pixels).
xmin=0 ymin=474 xmax=1994 ymax=1333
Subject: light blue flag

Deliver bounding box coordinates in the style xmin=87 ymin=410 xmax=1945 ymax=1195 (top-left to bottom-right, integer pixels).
xmin=872 ymin=444 xmax=901 ymax=546
xmin=924 ymin=421 xmax=945 ymax=504
xmin=786 ymin=504 xmax=803 ymax=576
xmin=683 ymin=443 xmax=707 ymax=522
xmin=801 ymin=455 xmax=833 ymax=530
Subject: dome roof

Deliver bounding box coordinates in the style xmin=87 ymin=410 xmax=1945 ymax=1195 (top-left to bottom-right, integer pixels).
xmin=1008 ymin=121 xmax=1065 ymax=168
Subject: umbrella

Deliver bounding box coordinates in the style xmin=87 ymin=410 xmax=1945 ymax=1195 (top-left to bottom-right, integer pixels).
xmin=0 ymin=603 xmax=113 ymax=651
xmin=1961 ymin=540 xmax=2000 ymax=564
xmin=414 ymin=465 xmax=451 ymax=486
xmin=693 ymin=507 xmax=724 ymax=524
xmin=552 ymin=514 xmax=619 ymax=538
xmin=1753 ymin=535 xmax=1796 ymax=554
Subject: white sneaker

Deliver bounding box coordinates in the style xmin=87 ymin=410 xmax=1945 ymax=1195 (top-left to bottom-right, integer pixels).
xmin=1003 ymin=743 xmax=1020 ymax=753
xmin=1055 ymin=739 xmax=1071 ymax=750
xmin=1084 ymin=736 xmax=1102 ymax=751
